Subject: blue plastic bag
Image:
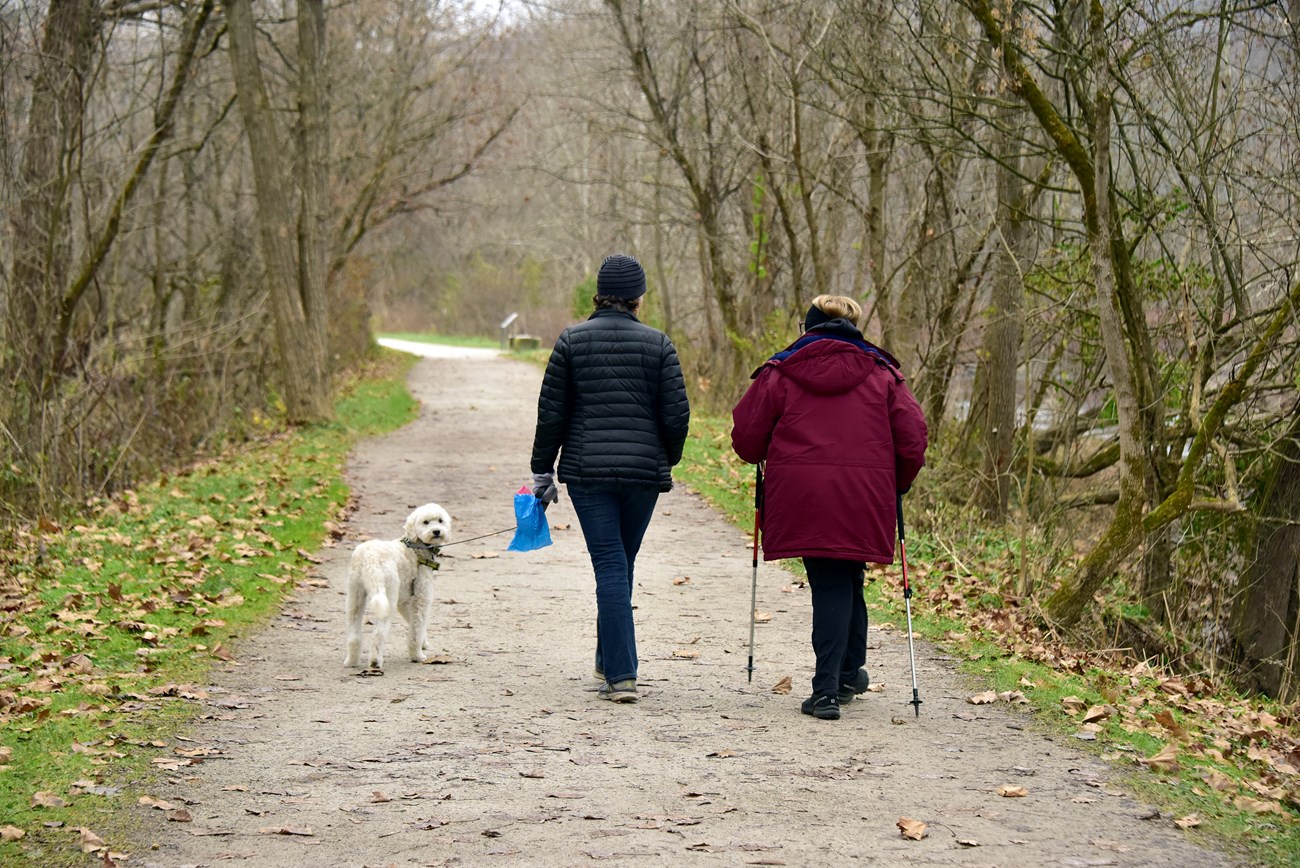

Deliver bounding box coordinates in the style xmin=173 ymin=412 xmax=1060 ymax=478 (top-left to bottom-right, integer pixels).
xmin=508 ymin=485 xmax=552 ymax=552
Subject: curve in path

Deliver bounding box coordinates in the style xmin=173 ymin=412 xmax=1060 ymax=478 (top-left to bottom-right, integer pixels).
xmin=134 ymin=354 xmax=1233 ymax=867
xmin=377 ymin=337 xmax=502 ymax=360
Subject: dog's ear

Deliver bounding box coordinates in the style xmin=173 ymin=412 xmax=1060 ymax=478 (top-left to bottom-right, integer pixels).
xmin=403 ymin=509 xmax=422 ymax=539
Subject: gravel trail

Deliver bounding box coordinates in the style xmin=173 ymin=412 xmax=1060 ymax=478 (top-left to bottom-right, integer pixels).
xmin=134 ymin=352 xmax=1233 ymax=867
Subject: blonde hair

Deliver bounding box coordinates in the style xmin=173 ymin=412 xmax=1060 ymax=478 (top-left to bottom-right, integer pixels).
xmin=810 ymin=294 xmax=862 ymax=326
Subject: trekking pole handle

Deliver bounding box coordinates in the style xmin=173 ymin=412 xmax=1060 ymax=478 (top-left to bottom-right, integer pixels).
xmin=896 ymin=493 xmax=905 ymax=541
xmin=755 ymin=463 xmax=765 ymax=512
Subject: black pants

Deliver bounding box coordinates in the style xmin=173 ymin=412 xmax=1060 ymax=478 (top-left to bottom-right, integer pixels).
xmin=803 ymin=557 xmax=868 ymax=698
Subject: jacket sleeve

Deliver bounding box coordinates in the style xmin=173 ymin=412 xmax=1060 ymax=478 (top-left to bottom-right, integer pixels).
xmin=730 ymin=367 xmax=781 ymax=464
xmin=658 ymin=337 xmax=691 ymax=466
xmin=889 ymin=377 xmax=928 ymax=493
xmin=530 ymin=335 xmax=572 ymax=474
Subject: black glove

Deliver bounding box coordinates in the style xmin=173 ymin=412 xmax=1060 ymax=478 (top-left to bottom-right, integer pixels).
xmin=531 ymin=472 xmax=559 ymax=504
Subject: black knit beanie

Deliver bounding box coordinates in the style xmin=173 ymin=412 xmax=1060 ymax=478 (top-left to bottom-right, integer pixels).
xmin=596 ymin=254 xmax=646 ymax=300
xmin=804 ymin=302 xmax=834 ymax=331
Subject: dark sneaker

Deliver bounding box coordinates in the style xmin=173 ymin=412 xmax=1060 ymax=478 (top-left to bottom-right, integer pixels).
xmin=599 ymin=679 xmax=638 ymax=703
xmin=800 ymin=694 xmax=840 ymax=720
xmin=838 ymin=668 xmax=871 ymax=703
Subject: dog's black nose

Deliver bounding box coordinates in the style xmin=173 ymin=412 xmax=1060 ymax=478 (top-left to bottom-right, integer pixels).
xmin=432 ymin=529 xmax=442 ymax=537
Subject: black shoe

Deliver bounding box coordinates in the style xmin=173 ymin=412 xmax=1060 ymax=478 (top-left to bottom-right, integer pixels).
xmin=800 ymin=694 xmax=840 ymax=720
xmin=837 ymin=668 xmax=870 ymax=703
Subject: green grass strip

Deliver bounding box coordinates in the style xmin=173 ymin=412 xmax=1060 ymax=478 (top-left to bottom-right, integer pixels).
xmin=0 ymin=351 xmax=417 ymax=866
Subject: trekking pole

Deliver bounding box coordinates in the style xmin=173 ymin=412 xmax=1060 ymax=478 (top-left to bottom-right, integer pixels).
xmin=897 ymin=494 xmax=923 ymax=716
xmin=747 ymin=464 xmax=764 ymax=683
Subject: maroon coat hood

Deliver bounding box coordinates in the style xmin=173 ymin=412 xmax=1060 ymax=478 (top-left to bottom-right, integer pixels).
xmin=731 ymin=336 xmax=928 ymax=563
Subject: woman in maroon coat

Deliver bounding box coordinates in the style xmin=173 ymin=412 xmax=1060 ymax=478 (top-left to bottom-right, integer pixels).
xmin=731 ymin=295 xmax=928 ymax=720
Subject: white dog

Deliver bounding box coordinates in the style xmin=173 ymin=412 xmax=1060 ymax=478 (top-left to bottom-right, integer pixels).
xmin=343 ymin=503 xmax=451 ymax=669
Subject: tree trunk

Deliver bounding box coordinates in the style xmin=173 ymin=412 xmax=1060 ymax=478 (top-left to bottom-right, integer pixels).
xmin=297 ymin=0 xmax=333 ymax=381
xmin=1231 ymin=412 xmax=1300 ymax=698
xmin=224 ymin=0 xmax=332 ymax=423
xmin=863 ymin=125 xmax=891 ymax=343
xmin=976 ymin=114 xmax=1030 ymax=519
xmin=5 ymin=0 xmax=99 ymax=407
xmin=1044 ymin=2 xmax=1148 ymax=626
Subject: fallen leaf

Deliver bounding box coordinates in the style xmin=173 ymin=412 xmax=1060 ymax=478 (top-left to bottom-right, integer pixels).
xmin=167 ymin=809 xmax=192 ymax=823
xmin=371 ymin=791 xmax=391 ymax=803
xmin=672 ymin=649 xmax=700 ymax=659
xmin=0 ymin=747 xmax=11 ymax=763
xmin=706 ymin=750 xmax=736 ymax=758
xmin=1061 ymin=695 xmax=1086 ymax=713
xmin=1247 ymin=780 xmax=1286 ymax=800
xmin=957 ymin=838 xmax=980 ymax=847
xmin=753 ymin=611 xmax=772 ymax=623
xmin=1158 ymin=678 xmax=1189 ymax=696
xmin=1 ymin=826 xmax=24 ymax=841
xmin=1174 ymin=814 xmax=1201 ymax=829
xmin=967 ymin=691 xmax=997 ymax=705
xmin=1082 ymin=705 xmax=1112 ymax=724
xmin=31 ymin=791 xmax=66 ymax=808
xmin=997 ymin=785 xmax=1028 ymax=798
xmin=469 ymin=551 xmax=499 ymax=559
xmin=138 ymin=796 xmax=175 ymax=811
xmin=78 ymin=827 xmax=107 ymax=853
xmin=672 ymin=576 xmax=691 ymax=585
xmin=1200 ymin=768 xmax=1236 ymax=792
xmin=1233 ymin=796 xmax=1287 ymax=816
xmin=897 ymin=816 xmax=927 ymax=840
xmin=1141 ymin=744 xmax=1179 ymax=772
xmin=771 ymin=676 xmax=792 ymax=695
xmin=259 ymin=826 xmax=314 ymax=836
xmin=1153 ymin=709 xmax=1188 ymax=739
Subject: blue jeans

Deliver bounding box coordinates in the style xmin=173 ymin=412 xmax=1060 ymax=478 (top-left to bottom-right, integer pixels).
xmin=568 ymin=483 xmax=660 ymax=684
xmin=803 ymin=558 xmax=868 ymax=698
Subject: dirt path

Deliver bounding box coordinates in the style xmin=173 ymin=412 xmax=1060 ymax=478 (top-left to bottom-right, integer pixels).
xmin=134 ymin=353 xmax=1233 ymax=867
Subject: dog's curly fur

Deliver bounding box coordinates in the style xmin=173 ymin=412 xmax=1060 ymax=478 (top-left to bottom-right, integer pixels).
xmin=343 ymin=503 xmax=451 ymax=669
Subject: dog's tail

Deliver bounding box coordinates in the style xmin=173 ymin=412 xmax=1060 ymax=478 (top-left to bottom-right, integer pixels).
xmin=371 ymin=587 xmax=391 ymax=623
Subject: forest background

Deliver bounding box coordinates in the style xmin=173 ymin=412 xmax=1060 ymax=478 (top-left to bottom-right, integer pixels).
xmin=1 ymin=0 xmax=1298 ymax=734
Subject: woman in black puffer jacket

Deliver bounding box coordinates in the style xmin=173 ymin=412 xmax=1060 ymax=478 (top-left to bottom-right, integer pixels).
xmin=530 ymin=254 xmax=691 ymax=704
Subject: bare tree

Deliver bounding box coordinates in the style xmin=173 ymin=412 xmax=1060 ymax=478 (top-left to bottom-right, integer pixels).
xmin=223 ymin=0 xmax=331 ymax=423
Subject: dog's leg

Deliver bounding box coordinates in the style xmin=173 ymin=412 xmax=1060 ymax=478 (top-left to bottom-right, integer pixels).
xmin=407 ymin=568 xmax=436 ymax=663
xmin=369 ymin=577 xmax=395 ymax=670
xmin=403 ymin=602 xmax=427 ymax=663
xmin=343 ymin=579 xmax=366 ymax=667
